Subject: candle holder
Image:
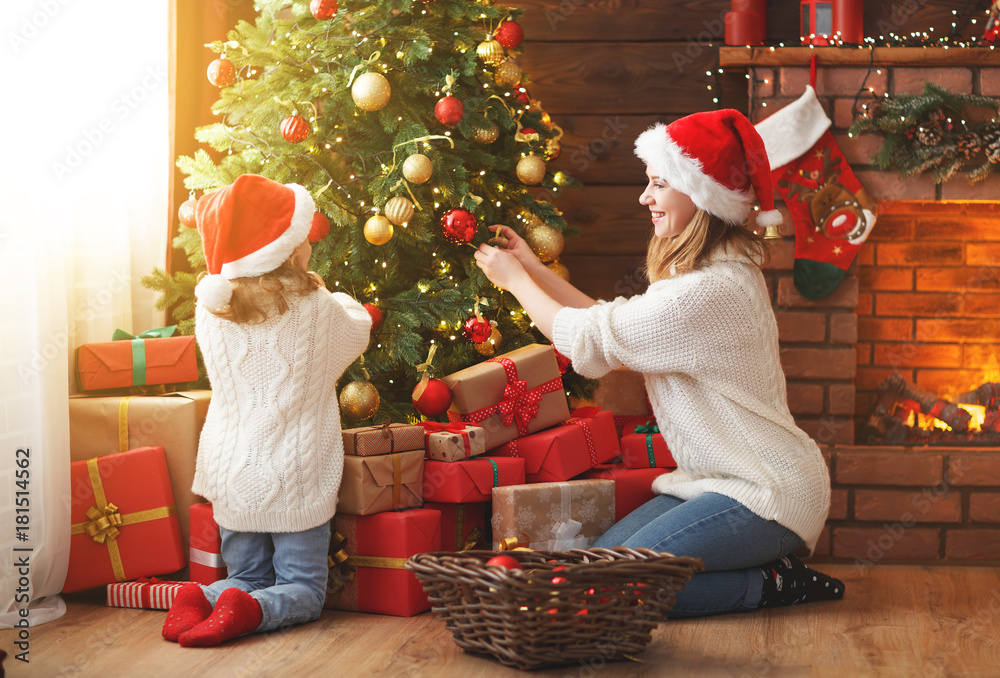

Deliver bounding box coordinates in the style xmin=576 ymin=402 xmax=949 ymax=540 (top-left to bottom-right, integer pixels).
xmin=800 ymin=0 xmax=833 ymax=45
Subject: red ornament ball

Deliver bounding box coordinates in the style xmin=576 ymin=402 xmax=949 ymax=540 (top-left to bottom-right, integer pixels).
xmin=463 ymin=316 xmax=492 ymax=343
xmin=440 ymin=208 xmax=477 ymax=245
xmin=434 ymin=95 xmax=465 ymax=126
xmin=178 ymin=197 xmax=197 ymax=228
xmin=309 ymin=0 xmax=338 ymax=20
xmin=207 ymin=58 xmax=235 ymax=87
xmin=485 ymin=555 xmax=521 ymax=570
xmin=281 ymin=115 xmax=310 ymax=143
xmin=495 ymin=20 xmax=524 ymax=49
xmin=364 ymin=303 xmax=383 ymax=333
xmin=308 ymin=212 xmax=330 ymax=242
xmin=515 ymin=89 xmax=531 ymax=106
xmin=412 ymin=377 xmax=453 ymax=418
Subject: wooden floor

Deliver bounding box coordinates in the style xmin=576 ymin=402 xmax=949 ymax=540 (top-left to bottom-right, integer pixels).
xmin=6 ymin=564 xmax=1000 ymax=678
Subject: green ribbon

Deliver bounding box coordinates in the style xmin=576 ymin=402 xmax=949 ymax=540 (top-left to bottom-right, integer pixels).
xmin=635 ymin=419 xmax=659 ymax=468
xmin=112 ymin=326 xmax=176 ymax=386
xmin=486 ymin=458 xmax=498 ymax=487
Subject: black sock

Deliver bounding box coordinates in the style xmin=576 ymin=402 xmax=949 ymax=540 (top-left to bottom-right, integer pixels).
xmin=757 ymin=555 xmax=844 ymax=608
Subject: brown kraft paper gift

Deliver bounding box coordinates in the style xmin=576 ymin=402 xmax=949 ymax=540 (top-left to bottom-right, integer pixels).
xmin=337 ymin=449 xmax=424 ymax=515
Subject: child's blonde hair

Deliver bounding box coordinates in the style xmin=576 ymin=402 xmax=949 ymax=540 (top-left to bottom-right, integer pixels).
xmin=642 ymin=210 xmax=768 ymax=283
xmin=208 ymin=256 xmax=322 ymax=324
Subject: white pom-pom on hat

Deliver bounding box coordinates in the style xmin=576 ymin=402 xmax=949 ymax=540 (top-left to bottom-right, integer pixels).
xmin=195 ymin=274 xmax=233 ymax=311
xmin=755 ymin=209 xmax=784 ymax=228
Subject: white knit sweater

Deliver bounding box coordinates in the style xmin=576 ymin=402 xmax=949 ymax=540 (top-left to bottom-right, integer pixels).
xmin=193 ymin=288 xmax=371 ymax=533
xmin=552 ymin=248 xmax=830 ymax=553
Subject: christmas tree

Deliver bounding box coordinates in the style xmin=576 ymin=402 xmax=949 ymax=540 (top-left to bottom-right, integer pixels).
xmin=144 ymin=0 xmax=593 ymax=426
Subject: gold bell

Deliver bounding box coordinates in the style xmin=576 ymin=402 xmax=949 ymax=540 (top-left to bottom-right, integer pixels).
xmin=762 ymin=223 xmax=782 ymax=240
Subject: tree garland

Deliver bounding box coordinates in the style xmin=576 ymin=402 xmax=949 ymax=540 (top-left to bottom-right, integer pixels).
xmin=848 ymin=82 xmax=1000 ymax=184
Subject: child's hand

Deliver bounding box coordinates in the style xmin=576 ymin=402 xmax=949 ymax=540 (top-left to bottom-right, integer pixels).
xmin=487 ymin=224 xmax=541 ymax=271
xmin=475 ymin=243 xmax=529 ymax=292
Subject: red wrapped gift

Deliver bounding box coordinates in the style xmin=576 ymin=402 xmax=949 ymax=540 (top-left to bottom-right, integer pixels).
xmin=423 ymin=456 xmax=525 ymax=503
xmin=326 ymin=508 xmax=441 ymax=616
xmin=425 ymin=502 xmax=487 ymax=551
xmin=189 ymin=502 xmax=226 ymax=585
xmin=490 ymin=407 xmax=620 ymax=483
xmin=620 ymin=418 xmax=676 ymax=469
xmin=577 ymin=465 xmax=671 ymax=521
xmin=77 ymin=327 xmax=198 ymax=392
xmin=106 ymin=577 xmax=191 ymax=610
xmin=441 ymin=344 xmax=570 ymax=449
xmin=65 ymin=446 xmax=185 ymax=593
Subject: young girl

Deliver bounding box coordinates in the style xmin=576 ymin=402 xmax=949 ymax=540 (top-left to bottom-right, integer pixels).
xmin=162 ymin=174 xmax=371 ymax=646
xmin=475 ymin=109 xmax=844 ymax=617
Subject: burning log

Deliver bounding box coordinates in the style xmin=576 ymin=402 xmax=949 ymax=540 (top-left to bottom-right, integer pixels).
xmin=958 ymin=382 xmax=1000 ymax=433
xmin=861 ymin=374 xmax=971 ymax=444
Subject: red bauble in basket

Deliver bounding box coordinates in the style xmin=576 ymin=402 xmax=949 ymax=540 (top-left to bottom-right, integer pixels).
xmin=435 ymin=95 xmax=465 ymax=126
xmin=281 ymin=115 xmax=310 ymax=143
xmin=440 ymin=208 xmax=477 ymax=245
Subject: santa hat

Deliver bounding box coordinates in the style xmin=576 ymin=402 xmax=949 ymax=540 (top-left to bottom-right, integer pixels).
xmin=634 ymin=109 xmax=783 ymax=228
xmin=194 ymin=174 xmax=315 ymax=311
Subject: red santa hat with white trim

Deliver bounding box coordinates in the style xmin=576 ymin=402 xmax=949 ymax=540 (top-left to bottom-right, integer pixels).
xmin=194 ymin=174 xmax=327 ymax=311
xmin=633 ymin=109 xmax=783 ymax=229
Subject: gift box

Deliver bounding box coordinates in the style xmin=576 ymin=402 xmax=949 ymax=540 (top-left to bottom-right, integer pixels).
xmin=424 ymin=456 xmax=525 ymax=504
xmin=441 ymin=343 xmax=570 ymax=449
xmin=491 ymin=479 xmax=616 ymax=551
xmin=65 ymin=446 xmax=186 ymax=593
xmin=77 ymin=326 xmax=198 ymax=392
xmin=69 ymin=390 xmax=211 ymax=548
xmin=326 ymin=508 xmax=441 ymax=616
xmin=421 ymin=422 xmax=486 ymax=462
xmin=338 ymin=449 xmax=424 ymax=515
xmin=106 ymin=578 xmax=191 ymax=610
xmin=621 ymin=419 xmax=676 ymax=469
xmin=425 ymin=502 xmax=487 ymax=551
xmin=577 ymin=466 xmax=671 ymax=521
xmin=489 ymin=408 xmax=620 ymax=484
xmin=342 ymin=422 xmax=425 ymax=456
xmin=189 ymin=502 xmax=226 ymax=585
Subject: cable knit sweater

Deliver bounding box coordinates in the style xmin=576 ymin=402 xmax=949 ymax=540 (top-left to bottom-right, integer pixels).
xmin=193 ymin=287 xmax=371 ymax=533
xmin=551 ymin=247 xmax=830 ymax=553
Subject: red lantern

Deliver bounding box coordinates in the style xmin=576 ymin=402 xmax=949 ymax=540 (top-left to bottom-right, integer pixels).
xmin=800 ymin=0 xmax=833 ymax=45
xmin=281 ymin=115 xmax=310 ymax=143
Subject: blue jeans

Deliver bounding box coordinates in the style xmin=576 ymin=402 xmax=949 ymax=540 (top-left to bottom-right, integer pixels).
xmin=201 ymin=521 xmax=330 ymax=633
xmin=593 ymin=493 xmax=803 ymax=618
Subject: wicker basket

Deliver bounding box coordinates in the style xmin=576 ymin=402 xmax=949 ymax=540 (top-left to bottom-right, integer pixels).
xmin=405 ymin=547 xmax=704 ymax=670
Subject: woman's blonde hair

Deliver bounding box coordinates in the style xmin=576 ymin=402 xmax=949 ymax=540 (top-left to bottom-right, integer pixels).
xmin=208 ymin=256 xmax=322 ymax=324
xmin=642 ymin=209 xmax=768 ymax=283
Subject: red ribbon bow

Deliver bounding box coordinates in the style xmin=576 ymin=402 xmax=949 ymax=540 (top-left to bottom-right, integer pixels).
xmin=419 ymin=421 xmax=468 ymax=434
xmin=497 ymin=379 xmax=542 ymax=432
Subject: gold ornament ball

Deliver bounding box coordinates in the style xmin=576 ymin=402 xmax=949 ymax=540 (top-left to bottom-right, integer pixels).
xmin=474 ymin=325 xmax=502 ymax=356
xmin=494 ymin=59 xmax=521 ymax=88
xmin=516 ymin=154 xmax=546 ymax=185
xmin=364 ymin=214 xmax=394 ymax=245
xmin=477 ymin=38 xmax=505 ymax=65
xmin=547 ymin=260 xmax=570 ymax=282
xmin=352 ymin=72 xmax=391 ymax=112
xmin=402 ymin=153 xmax=433 ymax=184
xmin=384 ymin=196 xmax=415 ymax=226
xmin=339 ymin=380 xmax=380 ymax=420
xmin=526 ymin=223 xmax=565 ymax=262
xmin=472 ymin=121 xmax=499 ymax=144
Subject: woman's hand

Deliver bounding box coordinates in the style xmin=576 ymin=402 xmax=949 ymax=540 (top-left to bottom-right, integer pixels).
xmin=474 ymin=243 xmax=530 ymax=292
xmin=487 ymin=224 xmax=541 ymax=272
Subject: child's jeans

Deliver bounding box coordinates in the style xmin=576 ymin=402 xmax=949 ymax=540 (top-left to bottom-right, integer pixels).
xmin=593 ymin=492 xmax=804 ymax=618
xmin=201 ymin=521 xmax=330 ymax=633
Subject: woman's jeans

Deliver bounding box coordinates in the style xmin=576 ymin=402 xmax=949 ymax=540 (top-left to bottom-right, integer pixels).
xmin=201 ymin=521 xmax=330 ymax=633
xmin=592 ymin=493 xmax=804 ymax=618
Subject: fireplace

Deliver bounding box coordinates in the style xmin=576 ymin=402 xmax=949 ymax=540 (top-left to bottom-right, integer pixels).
xmin=719 ymin=46 xmax=1000 ymax=564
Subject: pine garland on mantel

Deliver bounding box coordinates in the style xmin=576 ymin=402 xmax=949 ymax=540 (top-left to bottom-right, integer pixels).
xmin=848 ymin=82 xmax=1000 ymax=184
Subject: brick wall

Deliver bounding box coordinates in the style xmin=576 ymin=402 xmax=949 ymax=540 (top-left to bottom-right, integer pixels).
xmin=748 ymin=55 xmax=1000 ymax=444
xmin=810 ymin=446 xmax=1000 ymax=565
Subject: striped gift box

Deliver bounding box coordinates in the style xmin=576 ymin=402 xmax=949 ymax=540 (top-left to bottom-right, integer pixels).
xmin=106 ymin=578 xmax=191 ymax=610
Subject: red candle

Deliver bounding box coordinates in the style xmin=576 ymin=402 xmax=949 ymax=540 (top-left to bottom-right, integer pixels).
xmin=725 ymin=11 xmax=765 ymax=46
xmin=833 ymin=0 xmax=864 ymax=44
xmin=732 ymin=0 xmax=766 ymax=15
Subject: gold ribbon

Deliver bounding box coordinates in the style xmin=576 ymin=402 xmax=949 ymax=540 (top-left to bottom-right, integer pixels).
xmin=117 ymin=396 xmax=132 ymax=453
xmin=391 ymin=453 xmax=402 ymax=509
xmin=453 ymin=504 xmax=484 ymax=551
xmin=498 ymin=534 xmax=532 ymax=552
xmin=69 ymin=457 xmax=178 ymax=582
xmin=346 ymin=555 xmax=409 ymax=569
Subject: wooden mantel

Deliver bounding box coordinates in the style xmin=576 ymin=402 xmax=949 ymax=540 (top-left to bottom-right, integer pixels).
xmin=720 ymin=46 xmax=1000 ymax=68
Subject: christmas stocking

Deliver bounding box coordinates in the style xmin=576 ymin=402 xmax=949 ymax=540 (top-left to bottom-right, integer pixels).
xmin=756 ymin=85 xmax=877 ymax=300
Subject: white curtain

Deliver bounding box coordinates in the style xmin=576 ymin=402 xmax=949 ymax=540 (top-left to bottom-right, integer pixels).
xmin=1 ymin=0 xmax=170 ymax=627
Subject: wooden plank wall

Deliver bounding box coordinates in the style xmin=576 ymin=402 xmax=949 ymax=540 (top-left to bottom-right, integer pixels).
xmin=508 ymin=0 xmax=987 ymax=301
